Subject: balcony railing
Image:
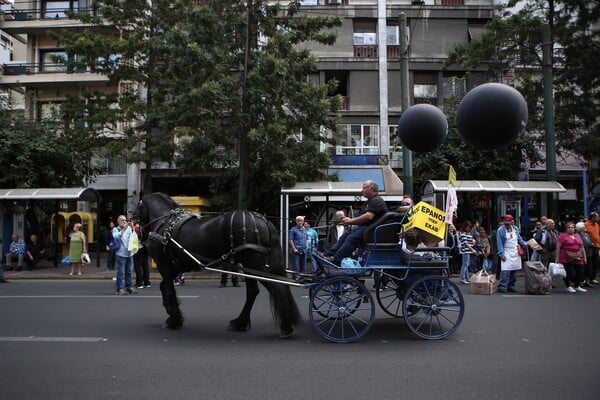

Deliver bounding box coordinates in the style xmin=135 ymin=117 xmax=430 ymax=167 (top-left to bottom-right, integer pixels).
xmin=353 ymin=45 xmax=402 ymax=59
xmin=2 ymin=63 xmax=90 ymax=75
xmin=2 ymin=7 xmax=100 ymax=21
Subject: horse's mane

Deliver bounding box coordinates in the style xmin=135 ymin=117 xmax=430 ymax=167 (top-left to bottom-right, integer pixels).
xmin=152 ymin=192 xmax=180 ymax=209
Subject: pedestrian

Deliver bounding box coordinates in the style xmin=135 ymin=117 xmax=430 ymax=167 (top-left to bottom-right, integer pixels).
xmin=25 ymin=234 xmax=46 ymax=270
xmin=458 ymin=221 xmax=477 ymax=284
xmin=219 ymin=269 xmax=239 ymax=288
xmin=324 ymin=210 xmax=350 ymax=253
xmin=288 ymin=215 xmax=307 ymax=280
xmin=478 ymin=227 xmax=492 ymax=271
xmin=304 ymin=221 xmax=319 ymax=273
xmin=4 ymin=234 xmax=26 ymax=271
xmin=396 ymin=194 xmax=414 ymax=214
xmin=329 ymin=180 xmax=388 ymax=266
xmin=113 ymin=215 xmax=137 ymax=295
xmin=556 ymin=221 xmax=587 ymax=293
xmin=583 ymin=212 xmax=600 ymax=285
xmin=132 ymin=218 xmax=151 ymax=289
xmin=105 ymin=221 xmax=117 ymax=271
xmin=496 ymin=214 xmax=527 ymax=293
xmin=68 ymin=223 xmax=87 ymax=276
xmin=534 ymin=218 xmax=558 ymax=269
xmin=575 ymin=222 xmax=593 ymax=288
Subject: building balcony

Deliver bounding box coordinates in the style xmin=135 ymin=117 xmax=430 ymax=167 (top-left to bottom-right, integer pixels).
xmin=0 ymin=7 xmax=109 ymax=35
xmin=1 ymin=62 xmax=109 ymax=88
xmin=353 ymin=45 xmax=401 ymax=59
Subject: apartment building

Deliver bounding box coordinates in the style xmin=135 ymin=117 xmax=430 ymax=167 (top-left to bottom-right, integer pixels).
xmin=0 ymin=1 xmax=496 ymax=218
xmin=289 ymin=0 xmax=494 ymax=179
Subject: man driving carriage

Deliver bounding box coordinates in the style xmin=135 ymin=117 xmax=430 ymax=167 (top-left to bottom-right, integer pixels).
xmin=325 ymin=180 xmax=388 ymax=266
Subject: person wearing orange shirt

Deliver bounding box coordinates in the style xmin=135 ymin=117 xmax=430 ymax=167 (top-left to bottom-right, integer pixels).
xmin=583 ymin=212 xmax=600 ymax=285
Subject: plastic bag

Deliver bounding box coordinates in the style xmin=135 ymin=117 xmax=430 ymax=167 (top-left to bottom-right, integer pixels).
xmin=81 ymin=253 xmax=91 ymax=264
xmin=61 ymin=255 xmax=71 ymax=265
xmin=548 ymin=262 xmax=566 ymax=279
xmin=341 ymin=258 xmax=362 ymax=268
xmin=128 ymin=231 xmax=139 ymax=254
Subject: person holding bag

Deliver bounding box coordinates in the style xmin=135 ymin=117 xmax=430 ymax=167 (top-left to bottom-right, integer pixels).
xmin=556 ymin=222 xmax=587 ymax=293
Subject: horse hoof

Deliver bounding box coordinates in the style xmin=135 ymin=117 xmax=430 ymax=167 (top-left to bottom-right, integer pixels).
xmin=165 ymin=318 xmax=183 ymax=330
xmin=280 ymin=328 xmax=294 ymax=339
xmin=227 ymin=320 xmax=251 ymax=332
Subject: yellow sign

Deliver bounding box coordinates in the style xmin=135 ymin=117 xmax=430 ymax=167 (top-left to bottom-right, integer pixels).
xmin=448 ymin=165 xmax=456 ymax=186
xmin=403 ymin=201 xmax=447 ymax=240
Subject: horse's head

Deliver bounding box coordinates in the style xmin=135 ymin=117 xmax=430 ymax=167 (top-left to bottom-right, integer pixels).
xmin=133 ymin=192 xmax=179 ymax=233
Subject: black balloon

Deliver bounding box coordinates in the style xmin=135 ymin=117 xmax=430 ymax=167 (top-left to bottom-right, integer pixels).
xmin=397 ymin=104 xmax=448 ymax=153
xmin=456 ymin=83 xmax=528 ymax=150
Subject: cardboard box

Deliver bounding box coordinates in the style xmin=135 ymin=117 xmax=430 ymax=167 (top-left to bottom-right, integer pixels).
xmin=469 ymin=270 xmax=497 ymax=295
xmin=470 ymin=280 xmax=498 ymax=295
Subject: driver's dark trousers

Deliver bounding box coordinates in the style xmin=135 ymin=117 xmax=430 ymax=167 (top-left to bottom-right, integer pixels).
xmin=332 ymin=226 xmax=367 ymax=266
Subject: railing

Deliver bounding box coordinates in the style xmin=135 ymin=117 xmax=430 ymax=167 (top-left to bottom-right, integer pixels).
xmin=353 ymin=45 xmax=402 ymax=59
xmin=2 ymin=7 xmax=99 ymax=21
xmin=2 ymin=63 xmax=90 ymax=75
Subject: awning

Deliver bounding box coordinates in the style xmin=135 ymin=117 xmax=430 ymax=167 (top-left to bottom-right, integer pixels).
xmin=423 ymin=180 xmax=566 ymax=194
xmin=0 ymin=187 xmax=102 ymax=201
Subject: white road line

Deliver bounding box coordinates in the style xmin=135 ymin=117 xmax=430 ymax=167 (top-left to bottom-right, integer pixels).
xmin=0 ymin=336 xmax=107 ymax=342
xmin=0 ymin=295 xmax=199 ymax=299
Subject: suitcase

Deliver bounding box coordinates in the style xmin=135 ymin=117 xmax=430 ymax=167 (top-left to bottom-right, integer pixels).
xmin=523 ymin=261 xmax=552 ymax=295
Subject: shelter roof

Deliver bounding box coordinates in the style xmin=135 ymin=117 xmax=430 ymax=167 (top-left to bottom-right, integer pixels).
xmin=0 ymin=187 xmax=102 ymax=201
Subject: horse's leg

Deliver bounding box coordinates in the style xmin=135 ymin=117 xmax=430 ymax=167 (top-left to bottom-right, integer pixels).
xmin=227 ymin=278 xmax=259 ymax=332
xmin=159 ymin=278 xmax=184 ymax=329
xmin=262 ymin=281 xmax=302 ymax=338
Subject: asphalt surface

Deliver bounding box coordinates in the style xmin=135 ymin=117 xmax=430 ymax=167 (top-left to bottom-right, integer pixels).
xmin=1 ymin=275 xmax=599 ymax=400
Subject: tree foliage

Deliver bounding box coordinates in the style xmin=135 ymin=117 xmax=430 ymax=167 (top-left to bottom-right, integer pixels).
xmin=0 ymin=102 xmax=98 ymax=188
xmin=59 ymin=0 xmax=342 ymax=215
xmin=443 ymin=0 xmax=600 ymax=179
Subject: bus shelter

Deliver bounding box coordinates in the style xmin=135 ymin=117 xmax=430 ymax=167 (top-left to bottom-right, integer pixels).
xmin=0 ymin=188 xmax=102 ymax=268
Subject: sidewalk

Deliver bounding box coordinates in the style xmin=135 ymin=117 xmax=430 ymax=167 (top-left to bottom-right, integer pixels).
xmin=1 ymin=252 xmax=221 ymax=281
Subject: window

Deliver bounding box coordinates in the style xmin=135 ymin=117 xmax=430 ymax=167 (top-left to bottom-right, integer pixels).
xmin=42 ymin=1 xmax=79 ymax=19
xmin=40 ymin=50 xmax=68 ymax=72
xmin=442 ymin=75 xmax=466 ymax=99
xmin=353 ymin=19 xmax=377 ymax=45
xmin=414 ymin=72 xmax=438 ymax=105
xmin=332 ymin=124 xmax=379 ymax=155
xmin=386 ymin=25 xmax=399 ymax=45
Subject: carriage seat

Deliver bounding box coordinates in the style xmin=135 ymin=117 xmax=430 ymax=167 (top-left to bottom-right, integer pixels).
xmin=362 ymin=212 xmax=406 ymax=251
xmin=401 ymin=247 xmax=451 ymax=270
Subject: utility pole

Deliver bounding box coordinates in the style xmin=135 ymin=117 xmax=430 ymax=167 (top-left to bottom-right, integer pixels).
xmin=542 ymin=22 xmax=558 ymax=219
xmin=238 ymin=1 xmax=252 ymax=210
xmin=399 ymin=12 xmax=413 ymax=197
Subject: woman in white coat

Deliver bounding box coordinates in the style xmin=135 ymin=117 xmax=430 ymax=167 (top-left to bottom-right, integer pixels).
xmin=496 ymin=214 xmax=528 ymax=293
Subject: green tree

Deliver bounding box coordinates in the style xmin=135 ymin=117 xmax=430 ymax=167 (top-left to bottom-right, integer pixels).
xmin=0 ymin=103 xmax=98 ymax=188
xmin=444 ymin=0 xmax=600 ymax=180
xmin=60 ymin=0 xmax=342 ymax=215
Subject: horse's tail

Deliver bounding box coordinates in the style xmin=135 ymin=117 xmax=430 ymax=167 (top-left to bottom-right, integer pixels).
xmin=269 ymin=283 xmax=301 ymax=334
xmin=266 ymin=219 xmax=301 ymax=332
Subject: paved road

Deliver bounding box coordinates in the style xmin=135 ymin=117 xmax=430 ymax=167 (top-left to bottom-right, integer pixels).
xmin=0 ymin=279 xmax=598 ymax=400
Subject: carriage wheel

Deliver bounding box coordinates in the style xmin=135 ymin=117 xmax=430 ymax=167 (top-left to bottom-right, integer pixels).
xmin=309 ymin=276 xmax=375 ymax=343
xmin=402 ymin=275 xmax=464 ymax=340
xmin=376 ymin=276 xmax=407 ymax=318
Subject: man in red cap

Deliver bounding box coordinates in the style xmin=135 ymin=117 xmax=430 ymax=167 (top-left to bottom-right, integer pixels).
xmin=496 ymin=214 xmax=528 ymax=293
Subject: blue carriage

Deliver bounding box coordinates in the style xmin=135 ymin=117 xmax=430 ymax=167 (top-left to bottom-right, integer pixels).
xmin=305 ymin=211 xmax=465 ymax=343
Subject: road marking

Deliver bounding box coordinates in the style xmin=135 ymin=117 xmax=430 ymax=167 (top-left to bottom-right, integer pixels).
xmin=0 ymin=295 xmax=199 ymax=299
xmin=0 ymin=336 xmax=107 ymax=342
xmin=499 ymin=295 xmax=552 ymax=298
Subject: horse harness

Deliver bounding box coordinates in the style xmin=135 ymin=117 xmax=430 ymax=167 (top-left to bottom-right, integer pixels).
xmin=150 ymin=209 xmax=272 ymax=270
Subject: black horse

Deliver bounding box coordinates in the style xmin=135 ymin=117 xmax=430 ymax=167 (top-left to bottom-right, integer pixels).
xmin=133 ymin=192 xmax=301 ymax=338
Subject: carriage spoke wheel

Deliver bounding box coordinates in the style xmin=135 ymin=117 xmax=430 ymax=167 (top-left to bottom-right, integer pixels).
xmin=376 ymin=277 xmax=407 ymax=318
xmin=309 ymin=276 xmax=375 ymax=343
xmin=402 ymin=275 xmax=464 ymax=340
